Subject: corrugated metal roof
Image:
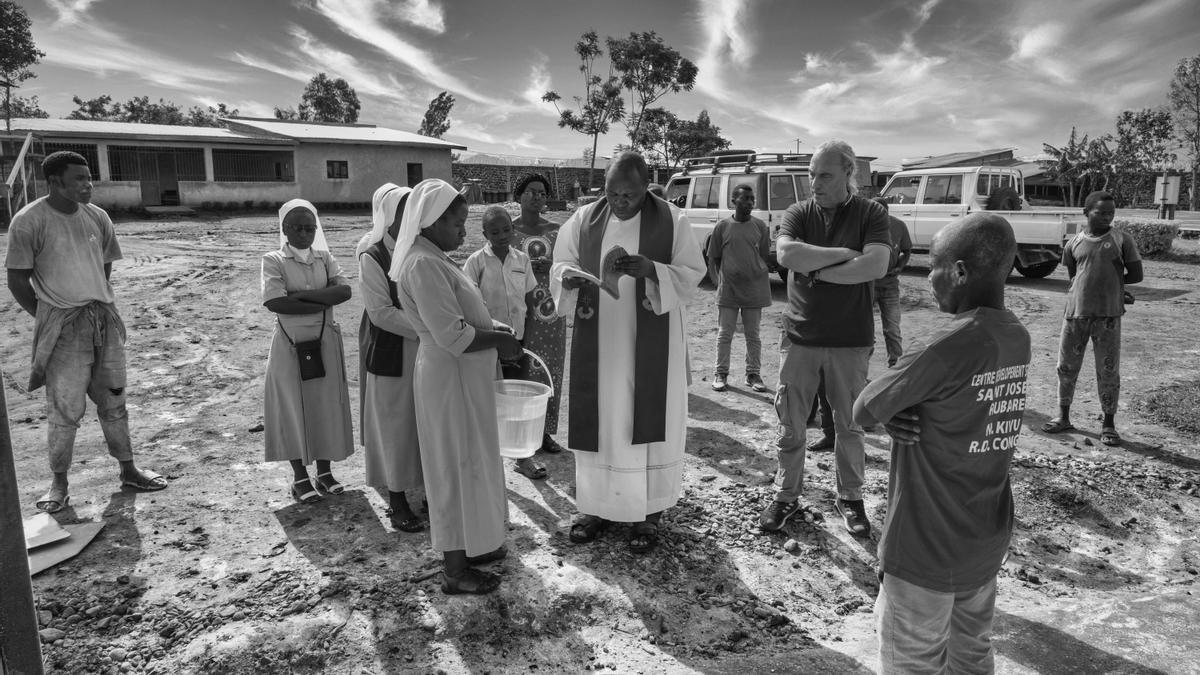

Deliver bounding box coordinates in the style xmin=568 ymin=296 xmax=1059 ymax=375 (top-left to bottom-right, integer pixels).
xmin=223 ymin=118 xmax=467 ymax=149
xmin=7 ymin=117 xmax=293 ymax=145
xmin=900 ymin=148 xmax=1015 ymax=170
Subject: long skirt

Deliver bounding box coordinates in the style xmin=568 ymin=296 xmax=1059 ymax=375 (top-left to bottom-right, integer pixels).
xmin=263 ymin=323 xmax=354 ymax=464
xmin=362 ymin=336 xmax=422 ymax=492
xmin=413 ymin=345 xmax=507 ymax=556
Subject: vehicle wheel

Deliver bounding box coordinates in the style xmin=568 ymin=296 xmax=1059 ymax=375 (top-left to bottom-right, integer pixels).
xmin=1015 ymin=259 xmax=1057 ymax=278
xmin=778 ymin=269 xmax=789 ymax=284
xmin=987 ymin=187 xmax=1022 ymax=211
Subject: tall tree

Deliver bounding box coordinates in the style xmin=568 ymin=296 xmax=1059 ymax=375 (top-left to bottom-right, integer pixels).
xmin=1 ymin=0 xmax=46 ymax=131
xmin=1113 ymin=108 xmax=1175 ymax=206
xmin=67 ymin=94 xmax=236 ymax=127
xmin=633 ymin=107 xmax=679 ymax=168
xmin=607 ymin=31 xmax=697 ymax=149
xmin=667 ymin=110 xmax=730 ymax=163
xmin=7 ymin=94 xmax=47 ymax=118
xmin=543 ymin=30 xmax=625 ymax=189
xmin=1168 ymin=54 xmax=1200 ymax=211
xmin=417 ymin=91 xmax=455 ymax=138
xmin=1078 ymin=135 xmax=1115 ymax=197
xmin=296 ymin=73 xmax=361 ymax=123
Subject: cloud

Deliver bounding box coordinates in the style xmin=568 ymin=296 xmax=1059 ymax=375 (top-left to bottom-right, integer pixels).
xmin=694 ymin=0 xmax=754 ymax=101
xmin=309 ymin=0 xmax=508 ymax=106
xmin=39 ymin=0 xmax=235 ymax=91
xmin=391 ymin=0 xmax=445 ymax=33
xmin=448 ymin=121 xmax=542 ymax=151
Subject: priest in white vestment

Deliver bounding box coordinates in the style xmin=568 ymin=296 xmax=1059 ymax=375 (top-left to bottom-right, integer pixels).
xmin=551 ymin=152 xmax=705 ymax=554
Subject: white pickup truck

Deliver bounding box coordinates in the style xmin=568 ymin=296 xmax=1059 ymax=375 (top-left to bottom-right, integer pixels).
xmin=878 ymin=166 xmax=1077 ymax=278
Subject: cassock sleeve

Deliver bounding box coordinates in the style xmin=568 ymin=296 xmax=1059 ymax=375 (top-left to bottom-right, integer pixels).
xmin=644 ymin=209 xmax=705 ymax=315
xmin=404 ymin=256 xmax=476 ymax=356
xmin=549 ymin=208 xmax=585 ymax=318
xmin=360 ymin=252 xmax=418 ymax=339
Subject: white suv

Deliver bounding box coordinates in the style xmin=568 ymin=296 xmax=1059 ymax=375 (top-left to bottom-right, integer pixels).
xmin=665 ymin=151 xmax=812 ymax=282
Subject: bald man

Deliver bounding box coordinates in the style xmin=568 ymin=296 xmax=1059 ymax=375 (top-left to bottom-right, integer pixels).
xmin=551 ymin=151 xmax=705 ymax=554
xmin=854 ymin=213 xmax=1031 ymax=673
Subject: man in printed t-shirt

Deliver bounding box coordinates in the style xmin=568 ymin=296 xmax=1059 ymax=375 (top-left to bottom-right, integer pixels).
xmin=854 ymin=212 xmax=1031 ymax=673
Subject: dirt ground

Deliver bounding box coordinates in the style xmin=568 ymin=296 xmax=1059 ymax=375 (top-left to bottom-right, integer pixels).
xmin=2 ymin=208 xmax=1198 ymax=675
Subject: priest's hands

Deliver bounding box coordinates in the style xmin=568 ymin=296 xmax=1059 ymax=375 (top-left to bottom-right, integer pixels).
xmin=614 ymin=254 xmax=655 ymax=279
xmin=561 ymin=276 xmax=592 ymax=290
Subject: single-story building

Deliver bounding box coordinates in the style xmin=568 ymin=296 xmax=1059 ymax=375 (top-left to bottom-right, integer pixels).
xmin=4 ymin=117 xmax=466 ymax=211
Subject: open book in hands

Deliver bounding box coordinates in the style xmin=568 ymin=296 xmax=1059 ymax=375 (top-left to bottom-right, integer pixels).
xmin=561 ymin=245 xmax=627 ymax=299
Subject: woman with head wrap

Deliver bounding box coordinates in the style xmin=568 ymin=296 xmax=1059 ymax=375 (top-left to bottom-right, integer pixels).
xmin=261 ymin=199 xmax=355 ymax=503
xmin=392 ymin=178 xmax=522 ymax=594
xmin=358 ymin=184 xmax=425 ymax=531
xmin=509 ymin=174 xmax=567 ymax=455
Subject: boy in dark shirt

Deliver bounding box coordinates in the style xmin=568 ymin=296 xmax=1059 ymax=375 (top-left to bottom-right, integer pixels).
xmin=854 ymin=213 xmax=1031 ymax=673
xmin=708 ymin=184 xmax=772 ymax=392
xmin=1041 ymin=191 xmax=1142 ymax=446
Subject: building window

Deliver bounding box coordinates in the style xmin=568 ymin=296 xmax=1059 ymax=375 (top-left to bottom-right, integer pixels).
xmin=406 ymin=163 xmax=423 ymax=186
xmin=213 ymin=149 xmax=295 ymax=182
xmin=108 ymin=146 xmax=205 ymax=181
xmin=326 ymin=160 xmax=349 ymax=180
xmin=43 ymin=143 xmax=100 ymax=174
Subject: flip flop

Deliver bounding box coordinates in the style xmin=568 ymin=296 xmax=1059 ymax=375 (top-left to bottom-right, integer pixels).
xmin=314 ymin=472 xmax=345 ymax=495
xmin=35 ymin=487 xmax=70 ymax=514
xmin=514 ymin=459 xmax=547 ymax=480
xmin=629 ymin=521 xmax=659 ymax=555
xmin=1040 ymin=419 xmax=1076 ymax=434
xmin=569 ymin=515 xmax=608 ymax=544
xmin=540 ymin=436 xmax=566 ymax=454
xmin=291 ymin=479 xmax=321 ymax=504
xmin=121 ymin=469 xmax=168 ymax=492
xmin=1101 ymin=427 xmax=1122 ymax=447
xmin=441 ymin=568 xmax=501 ymax=595
xmin=387 ymin=509 xmax=425 ymax=532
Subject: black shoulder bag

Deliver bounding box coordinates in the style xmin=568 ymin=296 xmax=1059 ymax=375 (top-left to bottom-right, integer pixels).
xmin=279 ymin=313 xmax=326 ymax=381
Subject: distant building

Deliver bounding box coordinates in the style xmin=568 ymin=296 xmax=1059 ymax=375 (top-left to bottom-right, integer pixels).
xmin=2 ymin=117 xmax=466 ymax=212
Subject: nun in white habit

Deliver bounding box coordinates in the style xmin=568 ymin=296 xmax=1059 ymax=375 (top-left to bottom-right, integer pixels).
xmin=261 ymin=199 xmax=355 ymax=504
xmin=358 ymin=185 xmax=426 ymax=532
xmin=390 ymin=179 xmax=523 ymax=595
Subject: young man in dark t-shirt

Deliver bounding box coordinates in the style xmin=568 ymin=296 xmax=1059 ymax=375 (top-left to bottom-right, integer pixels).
xmin=759 ymin=140 xmax=891 ymax=536
xmin=854 ymin=212 xmax=1031 ymax=673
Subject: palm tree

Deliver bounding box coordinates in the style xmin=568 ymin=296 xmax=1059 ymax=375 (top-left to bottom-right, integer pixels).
xmin=1041 ymin=127 xmax=1087 ymax=206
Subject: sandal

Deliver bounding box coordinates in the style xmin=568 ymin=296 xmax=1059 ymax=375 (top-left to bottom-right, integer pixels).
xmin=441 ymin=567 xmax=501 ymax=595
xmin=541 ymin=435 xmax=565 ymax=454
xmin=466 ymin=545 xmax=508 ymax=566
xmin=1101 ymin=427 xmax=1122 ymax=447
xmin=314 ymin=472 xmax=345 ymax=495
xmin=568 ymin=514 xmax=608 ymax=544
xmin=121 ymin=468 xmax=168 ymax=492
xmin=1041 ymin=419 xmax=1076 ymax=434
xmin=35 ymin=486 xmax=70 ymax=514
xmin=387 ymin=509 xmax=425 ymax=532
xmin=514 ymin=459 xmax=547 ymax=480
xmin=291 ymin=479 xmax=321 ymax=504
xmin=629 ymin=521 xmax=659 ymax=554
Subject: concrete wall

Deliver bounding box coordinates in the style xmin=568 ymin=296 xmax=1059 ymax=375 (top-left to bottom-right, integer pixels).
xmin=178 ymin=181 xmax=296 ymax=208
xmin=89 ymin=182 xmax=143 ymax=210
xmin=295 ymin=143 xmax=454 ymax=203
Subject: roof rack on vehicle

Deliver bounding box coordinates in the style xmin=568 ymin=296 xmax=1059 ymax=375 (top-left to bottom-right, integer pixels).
xmin=681 ymin=151 xmax=812 ymax=176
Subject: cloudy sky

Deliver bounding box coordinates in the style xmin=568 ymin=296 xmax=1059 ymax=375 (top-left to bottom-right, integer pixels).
xmin=18 ymin=0 xmax=1200 ymax=168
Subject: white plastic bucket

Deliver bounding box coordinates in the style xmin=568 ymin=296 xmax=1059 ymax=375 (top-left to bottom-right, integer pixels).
xmin=495 ymin=350 xmax=553 ymax=459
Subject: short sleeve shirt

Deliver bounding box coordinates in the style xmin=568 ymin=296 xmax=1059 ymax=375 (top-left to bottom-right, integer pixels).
xmin=711 ymin=216 xmax=771 ymax=308
xmin=1062 ymin=228 xmax=1140 ymax=318
xmin=4 ymin=197 xmax=121 ymax=308
xmin=875 ymin=215 xmax=913 ymax=290
xmin=858 ymin=307 xmax=1031 ymax=592
xmin=778 ymin=195 xmax=892 ymax=346
xmin=463 ymin=245 xmax=537 ymax=340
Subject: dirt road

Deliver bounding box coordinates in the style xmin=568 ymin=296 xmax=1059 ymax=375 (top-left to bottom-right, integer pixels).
xmin=2 ymin=211 xmax=1197 ymax=674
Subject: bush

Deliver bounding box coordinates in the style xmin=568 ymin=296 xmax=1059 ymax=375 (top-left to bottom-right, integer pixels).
xmin=1115 ymin=218 xmax=1179 ymax=256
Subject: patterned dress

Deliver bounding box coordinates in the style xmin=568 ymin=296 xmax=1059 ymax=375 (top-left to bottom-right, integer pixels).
xmin=512 ymin=221 xmax=566 ymax=435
